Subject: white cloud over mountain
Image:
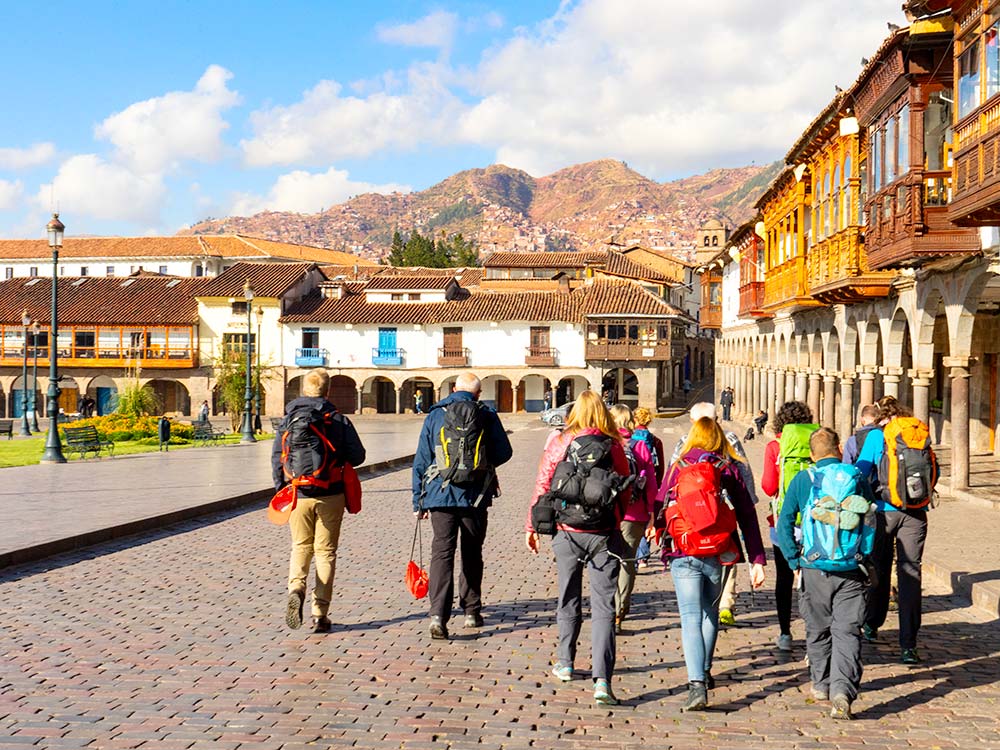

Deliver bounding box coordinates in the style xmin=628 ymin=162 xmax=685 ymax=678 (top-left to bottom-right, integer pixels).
xmin=231 ymin=166 xmax=409 ymax=216
xmin=37 ymin=155 xmax=166 ymax=225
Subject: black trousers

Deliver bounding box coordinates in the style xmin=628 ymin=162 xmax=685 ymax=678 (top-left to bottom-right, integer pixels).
xmin=865 ymin=509 xmax=928 ymax=649
xmin=773 ymin=544 xmax=794 ymax=636
xmin=429 ymin=507 xmax=488 ymax=624
xmin=800 ymin=568 xmax=867 ymax=702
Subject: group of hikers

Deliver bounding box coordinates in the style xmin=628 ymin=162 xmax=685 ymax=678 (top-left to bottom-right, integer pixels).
xmin=270 ymin=368 xmax=937 ymax=719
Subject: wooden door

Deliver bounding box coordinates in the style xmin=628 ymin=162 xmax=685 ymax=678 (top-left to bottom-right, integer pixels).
xmin=329 ymin=375 xmax=357 ymax=414
xmin=516 ymin=382 xmax=526 ymax=412
xmin=443 ymin=326 xmax=462 ymax=355
xmin=497 ymin=380 xmax=513 ymax=413
xmin=530 ymin=326 xmax=550 ymax=354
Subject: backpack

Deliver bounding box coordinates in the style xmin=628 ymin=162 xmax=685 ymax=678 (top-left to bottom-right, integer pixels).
xmin=774 ymin=423 xmax=819 ymax=516
xmin=799 ymin=463 xmax=875 ymax=573
xmin=549 ymin=434 xmax=632 ymax=530
xmin=631 ymin=428 xmax=659 ymax=469
xmin=880 ymin=417 xmax=936 ymax=509
xmin=665 ymin=455 xmax=739 ymax=562
xmin=435 ymin=400 xmax=489 ymax=487
xmin=853 ymin=425 xmax=884 ymax=495
xmin=280 ymin=404 xmax=342 ymax=491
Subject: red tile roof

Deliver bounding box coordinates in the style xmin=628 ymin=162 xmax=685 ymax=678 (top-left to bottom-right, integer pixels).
xmin=482 ymin=250 xmax=607 ymax=269
xmin=0 ymin=276 xmax=207 ymax=325
xmin=198 ymin=262 xmax=317 ymax=299
xmin=602 ymin=251 xmax=675 ymax=283
xmin=365 ymin=275 xmax=457 ymax=291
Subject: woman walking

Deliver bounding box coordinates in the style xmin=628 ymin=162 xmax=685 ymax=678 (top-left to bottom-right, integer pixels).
xmin=660 ymin=417 xmax=766 ymax=711
xmin=631 ymin=406 xmax=664 ymax=568
xmin=526 ymin=390 xmax=633 ymax=705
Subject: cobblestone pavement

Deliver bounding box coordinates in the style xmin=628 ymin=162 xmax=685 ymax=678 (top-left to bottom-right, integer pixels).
xmin=1 ymin=421 xmax=999 ymax=749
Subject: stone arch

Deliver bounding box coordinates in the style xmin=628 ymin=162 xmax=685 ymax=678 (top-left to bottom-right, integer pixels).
xmin=809 ymin=332 xmax=823 ymax=370
xmin=825 ymin=329 xmax=840 ymax=372
xmin=602 ymin=367 xmax=639 ymax=406
xmin=438 ymin=375 xmax=458 ymax=400
xmin=10 ymin=373 xmax=41 ymax=419
xmin=481 ymin=374 xmax=514 ymax=413
xmin=400 ymin=377 xmax=433 ymax=414
xmin=361 ymin=375 xmax=397 ymax=414
xmin=145 ymin=377 xmax=190 ymax=416
xmin=915 ymin=283 xmax=946 ymax=372
xmin=517 ymin=374 xmax=552 ymax=412
xmin=329 ymin=375 xmax=358 ymax=414
xmin=885 ymin=306 xmax=913 ymax=369
xmin=283 ymin=375 xmax=303 ymax=408
xmin=85 ymin=374 xmax=118 ymax=416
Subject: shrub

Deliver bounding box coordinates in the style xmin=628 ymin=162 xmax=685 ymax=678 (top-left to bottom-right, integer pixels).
xmin=109 ymin=430 xmax=134 ymax=442
xmin=116 ymin=380 xmax=161 ymax=417
xmin=138 ymin=436 xmax=191 ymax=446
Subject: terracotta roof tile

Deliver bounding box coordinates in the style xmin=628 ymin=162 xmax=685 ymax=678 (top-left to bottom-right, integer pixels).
xmin=365 ymin=275 xmax=457 ymax=291
xmin=0 ymin=276 xmax=206 ymax=325
xmin=198 ymin=262 xmax=316 ymax=299
xmin=482 ymin=250 xmax=607 ymax=269
xmin=602 ymin=252 xmax=674 ymax=283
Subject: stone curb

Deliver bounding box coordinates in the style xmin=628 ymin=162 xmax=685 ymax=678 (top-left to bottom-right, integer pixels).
xmin=0 ymin=453 xmax=415 ymax=571
xmin=923 ymin=553 xmax=1000 ymax=619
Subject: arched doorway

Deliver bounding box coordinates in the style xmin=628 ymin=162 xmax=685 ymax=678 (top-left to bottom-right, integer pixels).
xmin=401 ymin=377 xmax=433 ymax=414
xmin=602 ymin=368 xmax=638 ymax=407
xmin=284 ymin=375 xmax=304 ymax=407
xmin=10 ymin=374 xmax=40 ymax=419
xmin=362 ymin=376 xmax=396 ymax=413
xmin=438 ymin=375 xmax=458 ymax=401
xmin=86 ymin=375 xmax=118 ymax=416
xmin=556 ymin=375 xmax=589 ymax=407
xmin=147 ymin=378 xmax=191 ymax=416
xmin=517 ymin=374 xmax=551 ymax=413
xmin=481 ymin=375 xmax=513 ymax=413
xmin=329 ymin=375 xmax=357 ymax=414
xmin=57 ymin=376 xmax=80 ymax=416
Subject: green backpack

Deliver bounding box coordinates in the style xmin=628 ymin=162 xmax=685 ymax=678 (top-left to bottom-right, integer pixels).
xmin=773 ymin=423 xmax=819 ymax=517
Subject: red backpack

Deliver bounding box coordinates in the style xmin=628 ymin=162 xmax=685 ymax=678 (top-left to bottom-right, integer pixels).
xmin=665 ymin=455 xmax=739 ymax=562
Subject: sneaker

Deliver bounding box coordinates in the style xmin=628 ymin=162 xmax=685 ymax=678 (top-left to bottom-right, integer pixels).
xmin=862 ymin=624 xmax=878 ymax=643
xmin=776 ymin=633 xmax=793 ymax=652
xmin=830 ymin=695 xmax=853 ymax=720
xmin=901 ymin=648 xmax=921 ymax=665
xmin=551 ymin=663 xmax=573 ymax=682
xmin=680 ymin=681 xmax=708 ymax=712
xmin=464 ymin=612 xmax=484 ymax=628
xmin=614 ymin=616 xmax=624 ymax=635
xmin=311 ymin=616 xmax=332 ymax=634
xmin=719 ymin=609 xmax=736 ymax=626
xmin=593 ymin=678 xmax=618 ymax=706
xmin=285 ymin=590 xmax=304 ymax=630
xmin=429 ymin=616 xmax=449 ymax=640
xmin=705 ymin=672 xmax=716 ymax=690
xmin=810 ymin=686 xmax=828 ymax=701
xmin=637 ymin=559 xmax=649 ymax=569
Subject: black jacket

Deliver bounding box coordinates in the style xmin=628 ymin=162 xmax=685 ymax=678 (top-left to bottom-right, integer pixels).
xmin=271 ymin=396 xmax=366 ymax=495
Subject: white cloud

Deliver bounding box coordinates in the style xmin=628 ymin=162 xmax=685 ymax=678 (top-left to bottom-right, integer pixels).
xmin=95 ymin=64 xmax=240 ymax=173
xmin=0 ymin=179 xmax=23 ymax=210
xmin=36 ymin=154 xmax=166 ymax=225
xmin=377 ymin=10 xmax=458 ymax=50
xmin=0 ymin=143 xmax=56 ymax=170
xmin=241 ymin=62 xmax=461 ymax=167
xmin=230 ymin=167 xmax=410 ymax=216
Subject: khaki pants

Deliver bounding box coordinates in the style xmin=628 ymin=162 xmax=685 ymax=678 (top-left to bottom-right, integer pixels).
xmin=288 ymin=493 xmax=346 ymax=618
xmin=720 ymin=564 xmax=738 ymax=612
xmin=615 ymin=521 xmax=646 ymax=619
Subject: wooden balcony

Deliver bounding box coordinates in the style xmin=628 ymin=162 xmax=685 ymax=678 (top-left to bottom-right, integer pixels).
xmin=438 ymin=347 xmax=470 ymax=367
xmin=700 ymin=304 xmax=722 ymax=329
xmin=951 ymin=96 xmax=1000 ymax=226
xmin=586 ymin=340 xmax=675 ymax=361
xmin=806 ymin=226 xmax=894 ymax=304
xmin=0 ymin=324 xmax=198 ymax=369
xmin=761 ymin=256 xmax=819 ymax=313
xmin=738 ymin=281 xmax=767 ymax=318
xmin=864 ymin=173 xmax=981 ymax=271
xmin=525 ymin=347 xmax=558 ymax=367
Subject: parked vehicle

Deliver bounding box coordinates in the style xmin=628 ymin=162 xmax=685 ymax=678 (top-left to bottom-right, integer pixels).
xmin=540 ymin=401 xmax=574 ymax=427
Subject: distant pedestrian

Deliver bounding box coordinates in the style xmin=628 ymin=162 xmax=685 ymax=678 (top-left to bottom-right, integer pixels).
xmin=273 ymin=369 xmax=366 ymax=634
xmin=544 ymin=387 xmax=554 ymax=410
xmin=683 ymin=379 xmax=692 ymax=398
xmin=413 ymin=372 xmax=513 ymax=640
xmin=526 ymin=390 xmax=633 ymax=705
xmin=754 ymin=409 xmax=768 ymax=436
xmin=719 ymin=387 xmax=734 ymax=421
xmin=157 ymin=415 xmax=171 ymax=452
xmin=631 ymin=406 xmax=664 ymax=569
xmin=198 ymin=400 xmax=210 ymax=423
xmin=776 ymin=427 xmax=878 ymax=720
xmin=414 ymin=390 xmax=423 ymax=414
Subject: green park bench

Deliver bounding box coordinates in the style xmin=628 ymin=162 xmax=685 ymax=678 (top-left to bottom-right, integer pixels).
xmin=193 ymin=422 xmax=227 ymax=445
xmin=0 ymin=419 xmax=13 ymax=440
xmin=63 ymin=425 xmax=115 ymax=459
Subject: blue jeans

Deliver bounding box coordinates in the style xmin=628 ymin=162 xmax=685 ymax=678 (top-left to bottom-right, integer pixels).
xmin=670 ymin=555 xmax=723 ymax=682
xmin=636 ymin=536 xmax=650 ymax=561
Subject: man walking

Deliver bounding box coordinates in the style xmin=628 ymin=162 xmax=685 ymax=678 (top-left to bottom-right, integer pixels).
xmin=412 ymin=372 xmax=513 ymax=640
xmin=720 ymin=387 xmax=734 ymax=421
xmin=273 ymin=369 xmax=366 ymax=633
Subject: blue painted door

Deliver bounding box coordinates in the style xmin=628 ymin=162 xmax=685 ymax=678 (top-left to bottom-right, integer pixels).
xmin=97 ymin=387 xmax=115 ymax=416
xmin=378 ymin=327 xmax=397 ymax=354
xmin=12 ymin=390 xmax=26 ymax=418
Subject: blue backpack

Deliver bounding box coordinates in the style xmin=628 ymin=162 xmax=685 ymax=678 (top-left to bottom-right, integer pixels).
xmin=799 ymin=463 xmax=875 ymax=573
xmin=631 ymin=428 xmax=659 ymax=469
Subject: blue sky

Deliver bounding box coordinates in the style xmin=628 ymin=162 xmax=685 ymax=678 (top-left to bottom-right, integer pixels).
xmin=0 ymin=0 xmax=906 ymax=238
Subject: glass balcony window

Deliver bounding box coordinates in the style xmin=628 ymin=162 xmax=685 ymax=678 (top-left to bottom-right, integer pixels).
xmin=959 ymin=40 xmax=980 ymax=118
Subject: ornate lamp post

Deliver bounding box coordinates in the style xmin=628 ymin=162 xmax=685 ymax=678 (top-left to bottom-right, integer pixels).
xmin=30 ymin=320 xmax=40 ymax=431
xmin=18 ymin=309 xmax=31 ymax=436
xmin=40 ymin=213 xmax=66 ymax=463
xmin=239 ymin=280 xmax=257 ymax=444
xmin=254 ymin=305 xmax=264 ymax=433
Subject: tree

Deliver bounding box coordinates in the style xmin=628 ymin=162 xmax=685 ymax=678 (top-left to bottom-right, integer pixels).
xmin=213 ymin=346 xmax=269 ymax=432
xmin=387 ymin=229 xmax=480 ymax=268
xmin=449 ymin=233 xmax=480 ymax=267
xmin=387 ymin=230 xmax=405 ymax=266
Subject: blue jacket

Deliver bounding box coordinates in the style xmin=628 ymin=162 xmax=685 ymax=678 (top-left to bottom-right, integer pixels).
xmin=411 ymin=390 xmax=513 ymax=511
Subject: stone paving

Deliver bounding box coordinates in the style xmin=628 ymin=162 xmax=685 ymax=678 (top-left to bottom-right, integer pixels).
xmin=1 ymin=422 xmax=999 ymax=749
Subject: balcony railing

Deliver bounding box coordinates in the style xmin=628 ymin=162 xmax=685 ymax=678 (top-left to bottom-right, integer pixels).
xmin=525 ymin=346 xmax=558 ymax=366
xmin=586 ymin=340 xmax=674 ymax=361
xmin=295 ymin=347 xmax=328 ymax=367
xmin=0 ymin=325 xmax=197 ymax=368
xmin=699 ymin=304 xmax=722 ymax=329
xmin=762 ymin=256 xmax=815 ymax=311
xmin=437 ymin=347 xmax=469 ymax=367
xmin=372 ymin=347 xmax=404 ymax=366
xmin=738 ymin=281 xmax=766 ymax=318
xmin=952 ymin=95 xmax=1000 ymax=225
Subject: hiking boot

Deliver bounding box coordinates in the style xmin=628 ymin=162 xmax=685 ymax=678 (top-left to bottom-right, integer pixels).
xmin=810 ymin=685 xmax=828 ymax=701
xmin=901 ymin=648 xmax=921 ymax=665
xmin=311 ymin=616 xmax=332 ymax=634
xmin=551 ymin=663 xmax=573 ymax=682
xmin=285 ymin=590 xmax=304 ymax=630
xmin=704 ymin=672 xmax=716 ymax=690
xmin=464 ymin=612 xmax=484 ymax=628
xmin=862 ymin=624 xmax=878 ymax=643
xmin=593 ymin=678 xmax=618 ymax=706
xmin=719 ymin=608 xmax=736 ymax=626
xmin=429 ymin=616 xmax=449 ymax=640
xmin=680 ymin=681 xmax=708 ymax=712
xmin=776 ymin=633 xmax=793 ymax=652
xmin=830 ymin=695 xmax=853 ymax=720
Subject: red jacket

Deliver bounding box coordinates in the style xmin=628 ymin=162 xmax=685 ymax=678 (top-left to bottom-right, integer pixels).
xmin=526 ymin=428 xmax=632 ymax=533
xmin=761 ymin=437 xmax=781 ymax=499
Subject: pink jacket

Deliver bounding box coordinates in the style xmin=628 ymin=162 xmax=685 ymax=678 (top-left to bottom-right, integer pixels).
xmin=619 ymin=428 xmax=658 ymax=524
xmin=526 ymin=427 xmax=632 ymax=533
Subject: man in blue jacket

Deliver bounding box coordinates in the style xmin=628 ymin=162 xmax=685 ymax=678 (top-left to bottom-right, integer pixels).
xmin=412 ymin=372 xmax=513 ymax=640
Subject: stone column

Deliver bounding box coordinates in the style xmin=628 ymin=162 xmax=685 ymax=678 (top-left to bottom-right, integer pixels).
xmin=839 ymin=375 xmax=856 ymax=438
xmin=774 ymin=370 xmax=786 ymax=421
xmin=946 ymin=357 xmax=971 ymax=491
xmin=751 ymin=367 xmax=761 ymax=415
xmin=785 ymin=369 xmax=796 ymax=404
xmin=858 ymin=370 xmax=876 ymax=419
xmin=807 ymin=371 xmax=822 ymax=423
xmin=795 ymin=370 xmax=808 ymax=403
xmin=766 ymin=369 xmax=776 ymax=423
xmin=742 ymin=366 xmax=751 ymax=418
xmin=881 ymin=367 xmax=901 ymax=400
xmin=822 ymin=374 xmax=837 ymax=430
xmin=909 ymin=369 xmax=933 ymax=427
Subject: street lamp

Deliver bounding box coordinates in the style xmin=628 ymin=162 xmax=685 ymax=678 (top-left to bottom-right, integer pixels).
xmin=18 ymin=309 xmax=31 ymax=436
xmin=30 ymin=320 xmax=40 ymax=431
xmin=239 ymin=279 xmax=257 ymax=444
xmin=254 ymin=305 xmax=264 ymax=433
xmin=41 ymin=213 xmax=66 ymax=463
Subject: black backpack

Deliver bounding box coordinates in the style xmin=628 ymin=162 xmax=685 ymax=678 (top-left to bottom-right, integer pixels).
xmin=281 ymin=403 xmax=340 ymax=490
xmin=436 ymin=400 xmax=489 ymax=487
xmin=548 ymin=434 xmax=632 ymax=531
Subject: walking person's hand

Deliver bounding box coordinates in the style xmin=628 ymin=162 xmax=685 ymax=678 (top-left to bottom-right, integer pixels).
xmin=749 ymin=563 xmax=766 ymax=589
xmin=414 ymin=510 xmax=428 ymax=520
xmin=525 ymin=531 xmax=540 ymax=554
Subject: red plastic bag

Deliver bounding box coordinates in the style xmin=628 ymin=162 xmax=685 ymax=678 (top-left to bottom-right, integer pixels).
xmin=343 ymin=464 xmax=362 ymax=515
xmin=406 ymin=516 xmax=429 ymax=599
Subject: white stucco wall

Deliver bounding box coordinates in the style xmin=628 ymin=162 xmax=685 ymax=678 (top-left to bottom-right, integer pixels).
xmin=1 ymin=258 xmax=220 ymax=279
xmin=722 ymin=260 xmax=740 ymax=328
xmin=198 ymin=298 xmax=284 ymax=370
